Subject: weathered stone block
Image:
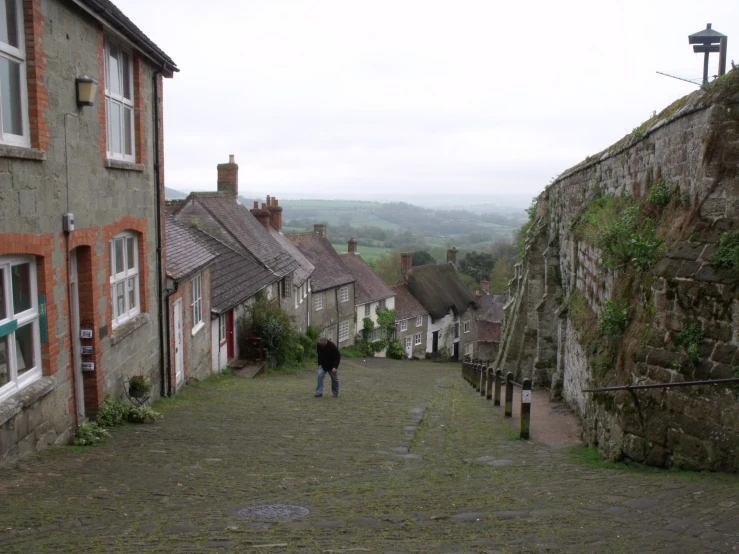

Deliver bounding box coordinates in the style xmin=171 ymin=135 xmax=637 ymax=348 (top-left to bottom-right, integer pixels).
xmin=622 ymin=433 xmax=647 ymax=462
xmin=646 ymin=349 xmax=681 ymax=369
xmin=676 ymin=261 xmax=701 ymax=278
xmin=711 ymin=343 xmax=737 ymax=365
xmin=644 ymin=443 xmax=670 ymax=467
xmin=710 ymin=363 xmax=735 ymax=379
xmin=666 ymin=243 xmax=704 ymax=261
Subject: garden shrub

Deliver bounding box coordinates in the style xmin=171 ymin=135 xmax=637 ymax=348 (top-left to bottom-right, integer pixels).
xmin=646 ymin=178 xmax=672 ymax=206
xmin=599 ymin=301 xmax=630 ymax=339
xmin=95 ymin=396 xmax=131 ymax=427
xmin=676 ymin=322 xmax=704 ymax=362
xmin=711 ymin=231 xmax=739 ymax=271
xmin=386 ymin=340 xmax=406 ymax=360
xmin=73 ymin=422 xmax=110 ymax=446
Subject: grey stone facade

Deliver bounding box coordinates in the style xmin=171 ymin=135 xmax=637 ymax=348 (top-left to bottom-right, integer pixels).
xmin=395 ymin=314 xmax=427 ymax=359
xmin=0 ymin=0 xmax=175 ymax=465
xmin=312 ymin=283 xmax=356 ymax=348
xmin=495 ymin=72 xmax=739 ymax=472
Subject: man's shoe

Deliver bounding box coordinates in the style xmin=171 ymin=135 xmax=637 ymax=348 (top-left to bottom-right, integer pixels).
xmin=314 ymin=393 xmax=322 ymax=397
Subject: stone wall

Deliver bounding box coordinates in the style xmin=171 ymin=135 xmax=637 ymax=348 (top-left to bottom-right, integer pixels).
xmin=495 ymin=70 xmax=739 ymax=472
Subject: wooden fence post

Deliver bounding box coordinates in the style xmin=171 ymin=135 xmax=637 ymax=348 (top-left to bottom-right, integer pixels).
xmin=480 ymin=365 xmax=487 ymax=396
xmin=494 ymin=369 xmax=502 ymax=406
xmin=520 ymin=378 xmax=532 ymax=439
xmin=504 ymin=372 xmax=513 ymax=418
xmin=486 ymin=366 xmax=493 ymax=400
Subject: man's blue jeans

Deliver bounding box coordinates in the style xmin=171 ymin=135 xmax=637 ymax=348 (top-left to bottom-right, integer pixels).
xmin=316 ymin=366 xmax=339 ymax=396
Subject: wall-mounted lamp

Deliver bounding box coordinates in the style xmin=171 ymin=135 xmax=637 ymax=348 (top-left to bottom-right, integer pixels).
xmin=75 ymin=76 xmax=98 ymax=108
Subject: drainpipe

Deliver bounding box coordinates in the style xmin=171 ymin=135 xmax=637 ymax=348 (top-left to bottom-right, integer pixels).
xmin=152 ymin=67 xmax=170 ymax=398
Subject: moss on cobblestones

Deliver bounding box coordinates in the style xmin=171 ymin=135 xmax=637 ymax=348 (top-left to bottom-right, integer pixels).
xmin=0 ymin=359 xmax=738 ymax=553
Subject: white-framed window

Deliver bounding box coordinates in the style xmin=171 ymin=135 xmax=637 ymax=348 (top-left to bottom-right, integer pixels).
xmin=465 ymin=342 xmax=473 ymax=356
xmin=304 ymin=281 xmax=308 ymax=298
xmin=219 ymin=313 xmax=227 ymax=343
xmin=282 ymin=275 xmax=292 ymax=298
xmin=294 ymin=285 xmax=299 ymax=309
xmin=110 ymin=232 xmax=140 ymax=328
xmin=416 ymin=315 xmax=423 ymax=327
xmin=314 ymin=293 xmax=323 ymax=311
xmin=454 ymin=322 xmax=460 ymax=339
xmin=191 ymin=272 xmax=203 ymax=332
xmin=104 ymin=39 xmax=135 ymax=161
xmin=400 ymin=319 xmax=408 ymax=332
xmin=414 ymin=333 xmax=422 ymax=346
xmin=378 ymin=299 xmax=386 ymax=311
xmin=339 ymin=320 xmax=349 ymax=342
xmin=364 ymin=304 xmax=370 ymax=317
xmin=0 ymin=256 xmax=42 ymax=401
xmin=371 ymin=327 xmax=385 ymax=342
xmin=339 ymin=286 xmax=349 ymax=303
xmin=463 ymin=320 xmax=470 ymax=333
xmin=0 ymin=0 xmax=29 ymax=147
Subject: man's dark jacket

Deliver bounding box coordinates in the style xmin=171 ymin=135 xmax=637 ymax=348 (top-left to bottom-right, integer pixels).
xmin=317 ymin=340 xmax=341 ymax=371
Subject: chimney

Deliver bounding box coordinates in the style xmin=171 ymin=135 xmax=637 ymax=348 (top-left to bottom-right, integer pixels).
xmin=217 ymin=154 xmax=238 ymax=196
xmin=446 ymin=247 xmax=458 ymax=268
xmin=250 ymin=201 xmax=271 ymax=231
xmin=348 ymin=237 xmax=358 ymax=254
xmin=313 ymin=223 xmax=327 ymax=238
xmin=481 ymin=278 xmax=489 ymax=294
xmin=266 ymin=195 xmax=283 ymax=231
xmin=400 ymin=252 xmax=413 ymax=279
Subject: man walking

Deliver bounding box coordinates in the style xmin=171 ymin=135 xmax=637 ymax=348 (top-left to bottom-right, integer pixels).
xmin=315 ymin=337 xmax=341 ymax=397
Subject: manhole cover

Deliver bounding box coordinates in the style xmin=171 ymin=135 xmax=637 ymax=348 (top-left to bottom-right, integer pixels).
xmin=236 ymin=504 xmax=309 ymax=521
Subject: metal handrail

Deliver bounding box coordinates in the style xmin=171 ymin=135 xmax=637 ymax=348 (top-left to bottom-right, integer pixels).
xmin=582 ymin=377 xmax=739 ymax=393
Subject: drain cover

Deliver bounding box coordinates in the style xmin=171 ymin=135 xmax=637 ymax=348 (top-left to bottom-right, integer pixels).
xmin=236 ymin=504 xmax=309 ymax=521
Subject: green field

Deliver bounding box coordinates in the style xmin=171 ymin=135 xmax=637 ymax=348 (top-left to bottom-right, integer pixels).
xmin=280 ymin=200 xmax=400 ymax=229
xmin=331 ymin=243 xmax=392 ymax=262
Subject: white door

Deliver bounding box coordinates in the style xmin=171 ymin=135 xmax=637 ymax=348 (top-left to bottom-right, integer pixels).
xmin=174 ymin=299 xmax=184 ymax=387
xmin=69 ymin=250 xmax=85 ymax=421
xmin=405 ymin=336 xmax=412 ymax=359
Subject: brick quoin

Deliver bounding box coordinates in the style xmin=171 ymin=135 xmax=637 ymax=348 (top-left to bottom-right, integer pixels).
xmin=133 ymin=56 xmax=146 ymax=166
xmin=97 ymin=29 xmax=106 ymax=164
xmin=23 ymin=0 xmax=49 ymax=151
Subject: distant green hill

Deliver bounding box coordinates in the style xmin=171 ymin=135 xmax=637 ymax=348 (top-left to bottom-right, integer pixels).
xmin=165 ymin=187 xmax=187 ymax=200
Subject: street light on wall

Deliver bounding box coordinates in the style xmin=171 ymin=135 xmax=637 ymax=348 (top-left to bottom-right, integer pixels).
xmin=75 ymin=76 xmax=98 ymax=107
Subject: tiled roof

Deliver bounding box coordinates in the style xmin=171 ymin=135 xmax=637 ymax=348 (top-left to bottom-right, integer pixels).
xmin=478 ymin=294 xmax=505 ymax=324
xmin=339 ymin=253 xmax=395 ymax=305
xmin=189 ymin=193 xmax=299 ymax=279
xmin=270 ymin=228 xmax=313 ymax=287
xmin=77 ymin=0 xmax=178 ymax=72
xmin=164 ymin=213 xmax=216 ymax=281
xmin=390 ymin=284 xmax=428 ymax=321
xmin=197 ymin=231 xmax=277 ymax=314
xmin=405 ymin=264 xmax=478 ymax=319
xmin=287 ymin=233 xmax=355 ymax=292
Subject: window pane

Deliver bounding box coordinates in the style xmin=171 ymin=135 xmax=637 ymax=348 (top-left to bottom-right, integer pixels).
xmin=116 ymin=282 xmax=125 ymax=317
xmin=126 ymin=237 xmax=135 ymax=271
xmin=0 ymin=57 xmax=23 ymax=136
xmin=123 ymin=106 xmax=133 ymax=156
xmin=109 ymin=101 xmax=121 ymax=154
xmin=115 ymin=238 xmax=124 ymax=275
xmin=0 ymin=267 xmax=5 ymax=320
xmin=127 ymin=277 xmax=136 ymax=310
xmin=108 ymin=43 xmax=120 ymax=95
xmin=15 ymin=322 xmax=35 ymax=375
xmin=0 ymin=0 xmax=19 ymax=48
xmin=0 ymin=334 xmax=8 ymax=386
xmin=11 ymin=262 xmax=31 ymax=314
xmin=121 ymin=50 xmax=131 ymax=100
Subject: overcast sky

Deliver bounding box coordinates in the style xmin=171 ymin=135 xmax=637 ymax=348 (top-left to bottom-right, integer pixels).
xmin=117 ymin=0 xmax=738 ymax=203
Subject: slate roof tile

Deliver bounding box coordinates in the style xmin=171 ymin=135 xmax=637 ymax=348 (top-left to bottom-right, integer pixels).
xmin=287 ymin=233 xmax=354 ymax=292
xmin=164 ymin=213 xmax=217 ymax=281
xmin=339 ymin=253 xmax=395 ymax=305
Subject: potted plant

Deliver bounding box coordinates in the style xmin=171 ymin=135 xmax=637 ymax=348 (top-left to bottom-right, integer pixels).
xmin=128 ymin=375 xmax=152 ymax=398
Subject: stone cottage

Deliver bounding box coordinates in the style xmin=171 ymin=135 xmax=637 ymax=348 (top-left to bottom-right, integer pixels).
xmin=340 ymin=239 xmax=396 ymax=355
xmin=164 ymin=213 xmax=216 ymax=390
xmin=391 ymin=278 xmax=429 ymax=359
xmin=288 ymin=226 xmax=356 ymax=347
xmin=0 ymin=0 xmax=176 ymax=465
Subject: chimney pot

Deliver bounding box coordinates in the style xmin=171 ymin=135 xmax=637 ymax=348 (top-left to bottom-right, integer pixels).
xmin=229 ymin=154 xmax=234 ymax=163
xmin=313 ymin=224 xmax=327 ymax=238
xmin=253 ymin=201 xmax=258 ymax=209
xmin=265 ymin=193 xmax=283 ymax=231
xmin=446 ymin=247 xmax=458 ymax=268
xmin=348 ymin=237 xmax=358 ymax=254
xmin=481 ymin=278 xmax=489 ymax=294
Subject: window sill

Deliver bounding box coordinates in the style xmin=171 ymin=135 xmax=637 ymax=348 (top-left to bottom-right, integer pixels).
xmin=105 ymin=159 xmax=145 ymax=172
xmin=110 ymin=313 xmax=149 ymax=345
xmin=0 ymin=376 xmax=54 ymax=427
xmin=191 ymin=321 xmax=205 ymax=336
xmin=0 ymin=144 xmax=46 ymax=161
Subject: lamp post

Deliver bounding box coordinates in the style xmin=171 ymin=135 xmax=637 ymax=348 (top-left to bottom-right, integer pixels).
xmin=688 ymin=23 xmax=727 ymax=85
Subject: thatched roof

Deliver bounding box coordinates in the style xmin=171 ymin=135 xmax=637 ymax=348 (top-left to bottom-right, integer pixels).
xmin=405 ymin=264 xmax=477 ymax=319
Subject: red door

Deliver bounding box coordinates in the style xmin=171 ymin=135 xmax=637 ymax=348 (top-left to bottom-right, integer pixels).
xmin=226 ymin=310 xmax=235 ymax=360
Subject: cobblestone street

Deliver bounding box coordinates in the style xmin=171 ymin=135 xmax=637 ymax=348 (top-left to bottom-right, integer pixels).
xmin=1 ymin=358 xmax=738 ymax=553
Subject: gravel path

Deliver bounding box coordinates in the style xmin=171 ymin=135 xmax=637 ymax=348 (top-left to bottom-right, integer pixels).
xmin=0 ymin=358 xmax=737 ymax=553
